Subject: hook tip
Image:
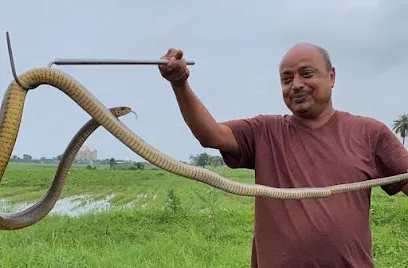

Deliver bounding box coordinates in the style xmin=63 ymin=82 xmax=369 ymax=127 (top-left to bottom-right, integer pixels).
xmin=5 ymin=31 xmax=33 ymax=90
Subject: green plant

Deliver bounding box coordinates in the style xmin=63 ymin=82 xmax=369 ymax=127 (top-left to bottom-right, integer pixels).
xmin=164 ymin=189 xmax=182 ymax=215
xmin=193 ymin=185 xmax=222 ymax=239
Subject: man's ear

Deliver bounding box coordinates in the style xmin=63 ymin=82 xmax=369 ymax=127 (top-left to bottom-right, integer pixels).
xmin=330 ymin=67 xmax=336 ymax=88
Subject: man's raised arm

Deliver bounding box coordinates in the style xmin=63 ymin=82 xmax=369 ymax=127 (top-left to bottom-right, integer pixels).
xmin=158 ymin=48 xmax=239 ymax=156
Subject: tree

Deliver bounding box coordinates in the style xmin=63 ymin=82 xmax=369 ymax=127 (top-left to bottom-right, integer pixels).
xmin=189 ymin=153 xmax=223 ymax=167
xmin=208 ymin=155 xmax=224 ymax=167
xmin=189 ymin=154 xmax=198 ymax=166
xmin=392 ymin=113 xmax=408 ymax=145
xmin=196 ymin=153 xmax=210 ymax=167
xmin=109 ymin=158 xmax=116 ymax=169
xmin=22 ymin=154 xmax=32 ymax=162
xmin=133 ymin=162 xmax=144 ymax=170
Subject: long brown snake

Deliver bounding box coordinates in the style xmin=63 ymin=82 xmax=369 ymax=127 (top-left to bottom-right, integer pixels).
xmin=0 ymin=67 xmax=407 ymax=230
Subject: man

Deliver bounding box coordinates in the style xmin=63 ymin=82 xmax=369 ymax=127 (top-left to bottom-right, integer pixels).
xmin=158 ymin=44 xmax=408 ymax=267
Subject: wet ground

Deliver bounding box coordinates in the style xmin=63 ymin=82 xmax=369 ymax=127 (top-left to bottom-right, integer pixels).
xmin=0 ymin=192 xmax=158 ymax=217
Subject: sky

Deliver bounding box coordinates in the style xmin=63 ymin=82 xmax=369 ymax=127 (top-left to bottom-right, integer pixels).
xmin=0 ymin=0 xmax=407 ymax=162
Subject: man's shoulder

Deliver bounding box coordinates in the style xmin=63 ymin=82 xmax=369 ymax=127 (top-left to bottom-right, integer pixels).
xmin=221 ymin=113 xmax=289 ymax=137
xmin=336 ymin=110 xmax=386 ymax=129
xmin=335 ymin=111 xmax=390 ymax=143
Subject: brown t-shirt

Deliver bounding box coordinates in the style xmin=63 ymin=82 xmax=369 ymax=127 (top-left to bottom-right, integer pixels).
xmin=220 ymin=110 xmax=408 ymax=268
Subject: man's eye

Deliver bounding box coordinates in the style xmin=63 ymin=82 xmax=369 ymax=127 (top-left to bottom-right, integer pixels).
xmin=281 ymin=77 xmax=292 ymax=84
xmin=302 ymin=70 xmax=313 ymax=77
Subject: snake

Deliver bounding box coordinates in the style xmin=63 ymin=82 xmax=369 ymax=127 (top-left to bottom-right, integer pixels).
xmin=0 ymin=106 xmax=134 ymax=230
xmin=1 ymin=66 xmax=408 ymax=229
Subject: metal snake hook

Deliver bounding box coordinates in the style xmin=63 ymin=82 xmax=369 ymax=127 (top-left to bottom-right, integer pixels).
xmin=6 ymin=32 xmax=33 ymax=91
xmin=47 ymin=58 xmax=195 ymax=68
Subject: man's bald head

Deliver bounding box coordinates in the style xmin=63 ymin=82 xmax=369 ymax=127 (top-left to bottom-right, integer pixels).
xmin=280 ymin=43 xmax=333 ymax=72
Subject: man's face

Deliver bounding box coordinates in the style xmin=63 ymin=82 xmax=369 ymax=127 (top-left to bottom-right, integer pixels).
xmin=279 ymin=45 xmax=335 ymax=118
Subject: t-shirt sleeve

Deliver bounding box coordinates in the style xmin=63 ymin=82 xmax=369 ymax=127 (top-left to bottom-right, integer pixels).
xmin=374 ymin=123 xmax=408 ymax=195
xmin=219 ymin=116 xmax=263 ymax=170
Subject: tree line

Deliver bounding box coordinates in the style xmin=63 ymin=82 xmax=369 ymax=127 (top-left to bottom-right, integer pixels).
xmin=8 ymin=152 xmax=226 ymax=168
xmin=188 ymin=153 xmax=225 ymax=167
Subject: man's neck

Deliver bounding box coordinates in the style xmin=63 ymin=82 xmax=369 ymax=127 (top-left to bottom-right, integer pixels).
xmin=293 ymin=107 xmax=336 ymax=129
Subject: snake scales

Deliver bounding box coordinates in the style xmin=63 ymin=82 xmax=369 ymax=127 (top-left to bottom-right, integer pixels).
xmin=1 ymin=67 xmax=408 ymax=230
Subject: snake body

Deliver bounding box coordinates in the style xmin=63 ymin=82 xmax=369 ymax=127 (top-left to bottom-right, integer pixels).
xmin=0 ymin=106 xmax=133 ymax=230
xmin=1 ymin=67 xmax=408 ymax=215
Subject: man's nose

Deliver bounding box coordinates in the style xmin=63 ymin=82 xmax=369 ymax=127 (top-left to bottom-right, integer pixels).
xmin=292 ymin=75 xmax=305 ymax=90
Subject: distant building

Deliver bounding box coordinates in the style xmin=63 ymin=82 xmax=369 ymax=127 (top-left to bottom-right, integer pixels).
xmin=75 ymin=146 xmax=98 ymax=161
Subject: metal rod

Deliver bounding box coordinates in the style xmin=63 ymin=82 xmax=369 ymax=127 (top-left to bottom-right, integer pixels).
xmin=48 ymin=58 xmax=195 ymax=67
xmin=6 ymin=30 xmax=194 ymax=79
xmin=6 ymin=31 xmax=32 ymax=90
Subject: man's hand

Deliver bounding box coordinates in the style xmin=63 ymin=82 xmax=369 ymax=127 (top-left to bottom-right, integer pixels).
xmin=158 ymin=48 xmax=190 ymax=87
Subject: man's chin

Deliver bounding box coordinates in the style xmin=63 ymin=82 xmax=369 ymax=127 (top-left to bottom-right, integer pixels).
xmin=290 ymin=105 xmax=314 ymax=118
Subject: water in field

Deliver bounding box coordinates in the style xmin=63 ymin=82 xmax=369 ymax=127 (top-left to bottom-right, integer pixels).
xmin=0 ymin=193 xmax=155 ymax=217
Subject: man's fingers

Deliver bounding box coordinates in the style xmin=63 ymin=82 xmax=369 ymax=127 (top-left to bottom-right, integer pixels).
xmin=160 ymin=48 xmax=183 ymax=63
xmin=172 ymin=70 xmax=189 ymax=82
xmin=167 ymin=55 xmax=179 ymax=68
xmin=175 ymin=50 xmax=183 ymax=60
xmin=160 ymin=48 xmax=177 ymax=61
xmin=166 ymin=48 xmax=177 ymax=56
xmin=159 ymin=50 xmax=176 ymax=70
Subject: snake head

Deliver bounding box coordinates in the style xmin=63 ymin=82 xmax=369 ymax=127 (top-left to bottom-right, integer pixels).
xmin=110 ymin=106 xmax=137 ymax=119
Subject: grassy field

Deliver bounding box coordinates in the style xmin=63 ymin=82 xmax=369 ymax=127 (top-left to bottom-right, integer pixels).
xmin=0 ymin=163 xmax=407 ymax=267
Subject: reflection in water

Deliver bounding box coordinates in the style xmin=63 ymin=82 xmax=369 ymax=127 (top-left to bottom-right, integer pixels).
xmin=0 ymin=192 xmax=156 ymax=217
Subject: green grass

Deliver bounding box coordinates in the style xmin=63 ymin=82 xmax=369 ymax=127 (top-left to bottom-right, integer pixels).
xmin=0 ymin=163 xmax=407 ymax=267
